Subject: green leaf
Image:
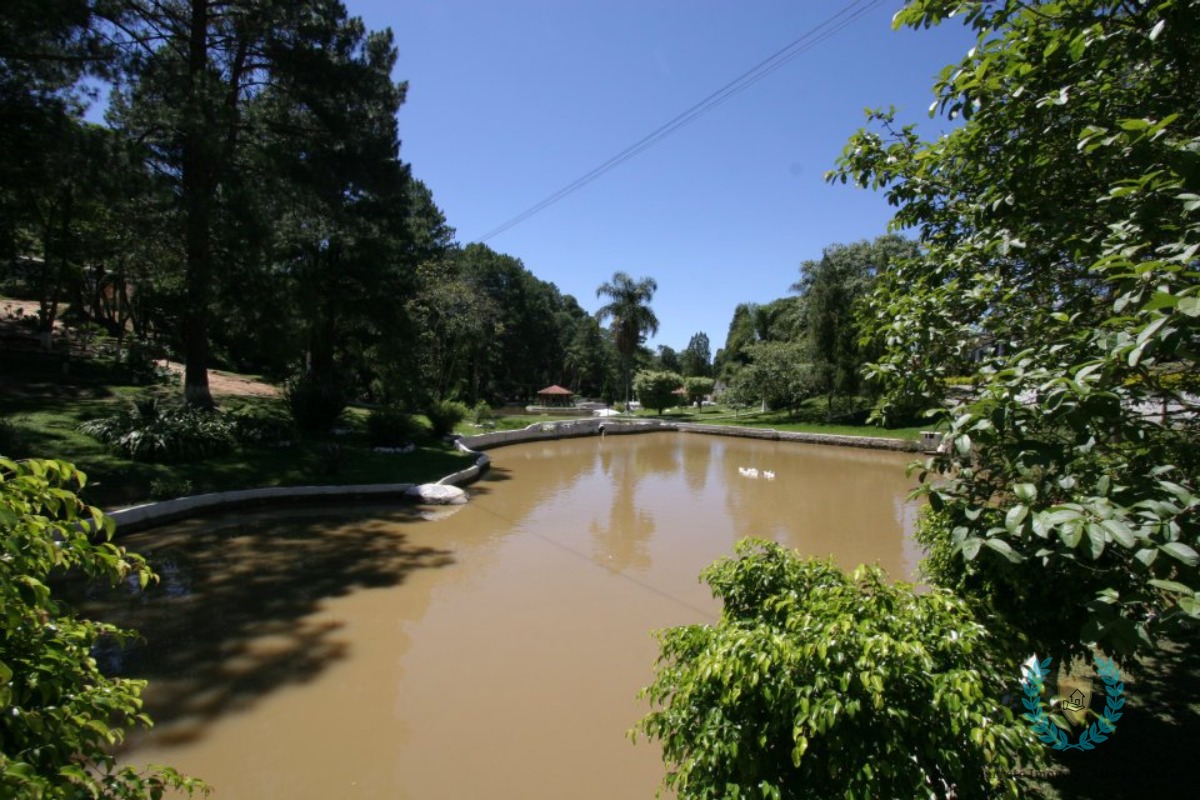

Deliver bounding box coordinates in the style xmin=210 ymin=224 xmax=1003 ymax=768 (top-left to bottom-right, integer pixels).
xmin=1100 ymin=519 xmax=1136 ymax=548
xmin=962 ymin=537 xmax=983 ymax=561
xmin=1005 ymin=504 xmax=1029 ymax=533
xmin=1085 ymin=523 xmax=1106 ymax=559
xmin=984 ymin=537 xmax=1024 ymax=563
xmin=1147 ymin=579 xmax=1193 ymax=594
xmin=1160 ymin=542 xmax=1200 ymax=567
xmin=1014 ymin=483 xmax=1037 ymax=503
xmin=1059 ymin=523 xmax=1083 ymax=549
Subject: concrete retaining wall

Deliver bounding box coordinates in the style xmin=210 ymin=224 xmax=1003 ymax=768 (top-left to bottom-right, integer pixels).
xmin=107 ymin=418 xmax=915 ymax=533
xmin=458 ymin=418 xmax=671 ymax=451
xmin=108 ymin=482 xmax=418 ymax=533
xmin=674 ymin=423 xmax=919 ymax=452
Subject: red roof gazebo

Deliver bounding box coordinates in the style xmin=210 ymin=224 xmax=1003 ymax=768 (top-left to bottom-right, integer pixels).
xmin=536 ymin=384 xmax=574 ymax=407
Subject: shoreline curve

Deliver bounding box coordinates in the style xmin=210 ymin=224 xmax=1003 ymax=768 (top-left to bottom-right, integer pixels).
xmin=106 ymin=420 xmax=917 ymax=533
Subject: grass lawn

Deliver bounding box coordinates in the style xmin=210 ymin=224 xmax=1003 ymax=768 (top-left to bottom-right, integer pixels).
xmin=1 ymin=352 xmax=471 ymax=510
xmin=633 ymin=401 xmax=929 ymax=441
xmin=455 ymin=412 xmax=588 ymax=435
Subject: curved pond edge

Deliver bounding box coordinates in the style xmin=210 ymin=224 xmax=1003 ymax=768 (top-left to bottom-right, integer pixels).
xmin=106 ymin=419 xmax=917 ymax=533
xmin=456 ymin=418 xmax=918 ymax=453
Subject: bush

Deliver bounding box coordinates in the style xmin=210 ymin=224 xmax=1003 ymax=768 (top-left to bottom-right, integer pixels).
xmin=283 ymin=372 xmax=347 ymax=433
xmin=78 ymin=398 xmax=235 ymax=463
xmin=149 ymin=476 xmax=195 ymax=500
xmin=226 ymin=402 xmax=295 ymax=446
xmin=633 ymin=370 xmax=684 ymax=415
xmin=425 ymin=399 xmax=469 ymax=438
xmin=472 ymin=400 xmax=495 ymax=425
xmin=119 ymin=342 xmax=173 ymax=386
xmin=0 ymin=458 xmax=205 ymax=797
xmin=367 ymin=405 xmax=424 ymax=446
xmin=683 ymin=376 xmax=715 ymax=408
xmin=635 ymin=540 xmax=1043 ymax=800
xmin=0 ymin=418 xmax=30 ymax=458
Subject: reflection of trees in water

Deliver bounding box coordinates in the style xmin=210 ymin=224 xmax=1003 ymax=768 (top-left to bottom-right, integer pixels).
xmin=630 ymin=433 xmax=680 ymax=478
xmin=717 ymin=440 xmax=910 ymax=576
xmin=681 ymin=437 xmax=711 ymax=494
xmin=69 ymin=508 xmax=454 ymax=749
xmin=470 ymin=438 xmax=600 ymax=532
xmin=588 ymin=437 xmax=679 ymax=572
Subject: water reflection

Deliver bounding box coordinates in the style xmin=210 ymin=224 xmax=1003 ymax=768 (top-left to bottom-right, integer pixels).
xmin=96 ymin=432 xmax=919 ymax=800
xmin=74 ymin=507 xmax=455 ymax=749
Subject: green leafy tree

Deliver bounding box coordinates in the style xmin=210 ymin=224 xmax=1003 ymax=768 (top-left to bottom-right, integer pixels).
xmin=655 ymin=345 xmax=681 ymax=373
xmin=404 ymin=257 xmax=502 ymax=403
xmin=595 ymin=271 xmax=659 ymax=404
xmin=0 ymin=458 xmax=205 ymax=798
xmin=682 ymin=375 xmax=714 ymax=409
xmin=792 ymin=235 xmax=919 ymax=412
xmin=0 ymin=0 xmax=113 ymax=261
xmin=562 ymin=315 xmax=611 ymax=398
xmin=261 ymin=5 xmax=410 ymax=391
xmin=715 ymin=299 xmax=803 ymax=382
xmin=635 ymin=540 xmax=1043 ymax=800
xmin=633 ymin=369 xmax=682 ymax=415
xmin=679 ymin=331 xmax=712 ymax=377
xmin=833 ymin=0 xmax=1200 ymax=656
xmin=727 ymin=341 xmax=815 ymax=413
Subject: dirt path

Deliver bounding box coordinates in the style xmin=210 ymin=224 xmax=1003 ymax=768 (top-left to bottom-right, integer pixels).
xmin=3 ymin=297 xmax=279 ymax=399
xmin=156 ymin=361 xmax=280 ymax=398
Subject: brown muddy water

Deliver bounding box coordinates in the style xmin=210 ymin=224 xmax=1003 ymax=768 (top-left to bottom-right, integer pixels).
xmin=84 ymin=432 xmax=921 ymax=799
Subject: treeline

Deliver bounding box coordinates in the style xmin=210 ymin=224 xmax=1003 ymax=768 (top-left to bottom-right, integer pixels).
xmin=0 ymin=0 xmax=619 ymax=409
xmin=712 ymin=234 xmax=919 ymax=421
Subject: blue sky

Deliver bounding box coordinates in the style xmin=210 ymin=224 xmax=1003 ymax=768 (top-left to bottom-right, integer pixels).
xmin=355 ymin=1 xmax=974 ymax=351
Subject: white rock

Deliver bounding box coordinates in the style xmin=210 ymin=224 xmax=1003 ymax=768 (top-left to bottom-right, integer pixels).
xmin=406 ymin=483 xmax=468 ymax=505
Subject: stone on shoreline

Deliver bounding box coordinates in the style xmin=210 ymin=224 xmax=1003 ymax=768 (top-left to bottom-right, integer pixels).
xmin=406 ymin=483 xmax=468 ymax=505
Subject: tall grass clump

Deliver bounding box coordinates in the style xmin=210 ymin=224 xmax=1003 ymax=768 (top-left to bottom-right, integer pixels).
xmin=284 ymin=372 xmax=347 ymax=433
xmin=426 ymin=399 xmax=469 ymax=438
xmin=78 ymin=397 xmax=235 ymax=462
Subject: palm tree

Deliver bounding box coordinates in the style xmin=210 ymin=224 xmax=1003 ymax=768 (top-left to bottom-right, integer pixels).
xmin=595 ymin=271 xmax=659 ymax=405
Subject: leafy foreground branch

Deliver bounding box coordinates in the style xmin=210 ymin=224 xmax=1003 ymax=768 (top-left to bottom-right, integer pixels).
xmin=634 ymin=541 xmax=1043 ymax=800
xmin=0 ymin=458 xmax=206 ymax=799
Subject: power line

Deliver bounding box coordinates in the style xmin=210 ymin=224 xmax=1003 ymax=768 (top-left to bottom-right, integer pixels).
xmin=474 ymin=0 xmax=887 ymax=243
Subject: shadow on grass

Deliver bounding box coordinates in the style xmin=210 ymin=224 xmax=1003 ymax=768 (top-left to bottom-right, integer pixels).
xmin=1038 ymin=639 xmax=1200 ymax=799
xmin=66 ymin=505 xmax=455 ymax=749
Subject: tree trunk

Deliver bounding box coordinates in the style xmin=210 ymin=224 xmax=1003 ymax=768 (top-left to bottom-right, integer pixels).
xmin=181 ymin=0 xmax=214 ymax=408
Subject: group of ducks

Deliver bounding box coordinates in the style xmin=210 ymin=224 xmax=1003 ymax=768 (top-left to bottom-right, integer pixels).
xmin=737 ymin=467 xmax=776 ymax=480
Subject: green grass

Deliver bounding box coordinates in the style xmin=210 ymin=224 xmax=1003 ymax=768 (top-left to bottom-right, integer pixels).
xmin=454 ymin=413 xmax=588 ymax=435
xmin=1 ymin=353 xmax=471 ymax=509
xmin=631 ymin=401 xmax=929 ymax=441
xmin=446 ymin=407 xmax=921 ymax=443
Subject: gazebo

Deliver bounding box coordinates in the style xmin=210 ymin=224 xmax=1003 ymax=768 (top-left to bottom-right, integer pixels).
xmin=536 ymin=384 xmax=575 ymax=407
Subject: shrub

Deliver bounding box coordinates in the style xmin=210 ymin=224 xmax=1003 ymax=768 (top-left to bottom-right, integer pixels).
xmin=119 ymin=342 xmax=173 ymax=386
xmin=78 ymin=398 xmax=235 ymax=463
xmin=367 ymin=405 xmax=424 ymax=446
xmin=425 ymin=399 xmax=469 ymax=438
xmin=633 ymin=370 xmax=684 ymax=414
xmin=472 ymin=400 xmax=495 ymax=425
xmin=226 ymin=402 xmax=295 ymax=446
xmin=0 ymin=418 xmax=30 ymax=458
xmin=682 ymin=376 xmax=715 ymax=408
xmin=149 ymin=476 xmax=195 ymax=500
xmin=0 ymin=458 xmax=205 ymax=797
xmin=635 ymin=539 xmax=1044 ymax=800
xmin=316 ymin=442 xmax=345 ymax=476
xmin=283 ymin=372 xmax=347 ymax=433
